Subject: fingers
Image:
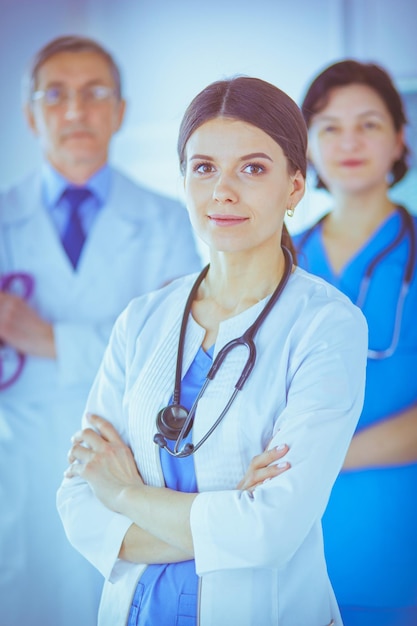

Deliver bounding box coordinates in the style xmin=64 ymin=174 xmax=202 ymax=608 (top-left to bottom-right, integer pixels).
xmin=64 ymin=415 xmax=111 ymax=479
xmin=64 ymin=461 xmax=82 ymax=479
xmin=86 ymin=413 xmax=121 ymax=443
xmin=67 ymin=440 xmax=93 ymax=464
xmin=250 ymin=444 xmax=289 ymax=470
xmin=64 ymin=414 xmax=127 ymax=481
xmin=68 ymin=414 xmax=121 ymax=452
xmin=237 ymin=444 xmax=290 ymax=491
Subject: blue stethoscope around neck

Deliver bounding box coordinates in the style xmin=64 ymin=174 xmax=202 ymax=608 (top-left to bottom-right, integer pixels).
xmin=297 ymin=204 xmax=416 ymax=360
xmin=153 ymin=246 xmax=293 ymax=458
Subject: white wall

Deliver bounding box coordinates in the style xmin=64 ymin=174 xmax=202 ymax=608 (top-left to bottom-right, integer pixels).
xmin=0 ymin=0 xmax=416 ymax=232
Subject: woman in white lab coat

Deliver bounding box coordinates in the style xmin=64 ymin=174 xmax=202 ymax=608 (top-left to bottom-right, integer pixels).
xmin=58 ymin=76 xmax=368 ymax=626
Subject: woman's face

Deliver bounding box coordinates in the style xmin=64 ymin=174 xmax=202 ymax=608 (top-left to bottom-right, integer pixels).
xmin=307 ymin=83 xmax=404 ymax=195
xmin=183 ymin=117 xmax=304 ymax=255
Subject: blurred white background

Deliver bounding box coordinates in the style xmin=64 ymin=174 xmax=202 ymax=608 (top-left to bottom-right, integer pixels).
xmin=0 ymin=0 xmax=416 ymax=239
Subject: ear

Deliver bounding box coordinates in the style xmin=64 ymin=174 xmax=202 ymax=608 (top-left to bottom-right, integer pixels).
xmin=288 ymin=169 xmax=306 ymax=208
xmin=24 ymin=103 xmax=39 ymax=136
xmin=113 ymin=98 xmax=127 ymax=133
xmin=393 ymin=126 xmax=406 ymax=161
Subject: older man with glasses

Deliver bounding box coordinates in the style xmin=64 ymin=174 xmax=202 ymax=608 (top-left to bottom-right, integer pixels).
xmin=0 ymin=35 xmax=201 ymax=626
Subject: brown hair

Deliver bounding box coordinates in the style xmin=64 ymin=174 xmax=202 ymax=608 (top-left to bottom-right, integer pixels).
xmin=301 ymin=59 xmax=409 ymax=188
xmin=177 ymin=76 xmax=308 ymax=261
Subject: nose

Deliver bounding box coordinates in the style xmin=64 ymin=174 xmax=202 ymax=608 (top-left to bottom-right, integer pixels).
xmin=339 ymin=128 xmax=361 ymax=151
xmin=213 ymin=174 xmax=238 ymax=204
xmin=64 ymin=90 xmax=85 ymax=121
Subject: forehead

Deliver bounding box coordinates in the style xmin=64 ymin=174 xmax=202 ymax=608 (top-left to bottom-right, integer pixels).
xmin=187 ymin=117 xmax=284 ymax=157
xmin=36 ymin=51 xmax=114 ymax=87
xmin=313 ymin=83 xmax=392 ymax=120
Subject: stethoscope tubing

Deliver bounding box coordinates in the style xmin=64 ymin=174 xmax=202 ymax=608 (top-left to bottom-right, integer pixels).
xmin=156 ymin=247 xmax=293 ymax=457
xmin=296 ymin=205 xmax=416 ymax=360
xmin=0 ymin=272 xmax=35 ymax=390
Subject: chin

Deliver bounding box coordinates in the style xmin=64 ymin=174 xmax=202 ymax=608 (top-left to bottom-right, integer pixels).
xmin=65 ymin=149 xmax=103 ymax=166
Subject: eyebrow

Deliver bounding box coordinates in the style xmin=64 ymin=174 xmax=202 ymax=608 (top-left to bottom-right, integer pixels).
xmin=315 ymin=110 xmax=386 ymax=122
xmin=189 ymin=152 xmax=273 ymax=162
xmin=44 ymin=79 xmax=106 ymax=87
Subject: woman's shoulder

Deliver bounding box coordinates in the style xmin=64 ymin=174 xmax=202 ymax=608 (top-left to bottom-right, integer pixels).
xmin=117 ymin=273 xmax=197 ymax=332
xmin=290 ymin=266 xmax=366 ymax=324
xmin=123 ymin=273 xmax=198 ymax=323
xmin=285 ymin=269 xmax=368 ymax=357
xmin=291 ymin=265 xmax=348 ymax=301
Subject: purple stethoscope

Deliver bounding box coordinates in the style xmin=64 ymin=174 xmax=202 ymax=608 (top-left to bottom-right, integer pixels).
xmin=0 ymin=272 xmax=35 ymax=390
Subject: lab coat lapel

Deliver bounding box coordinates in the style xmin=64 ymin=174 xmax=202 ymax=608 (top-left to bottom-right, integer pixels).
xmin=1 ymin=173 xmax=82 ymax=301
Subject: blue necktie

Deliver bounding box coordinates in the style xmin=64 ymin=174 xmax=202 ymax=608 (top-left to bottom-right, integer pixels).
xmin=61 ymin=187 xmax=91 ymax=269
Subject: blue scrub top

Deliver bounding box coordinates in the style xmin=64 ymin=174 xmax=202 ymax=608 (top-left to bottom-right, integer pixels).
xmin=294 ymin=208 xmax=417 ymax=622
xmin=128 ymin=345 xmax=214 ymax=626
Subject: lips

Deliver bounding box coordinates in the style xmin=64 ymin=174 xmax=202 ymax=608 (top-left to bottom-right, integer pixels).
xmin=208 ymin=214 xmax=249 ymax=227
xmin=339 ymin=159 xmax=365 ymax=167
xmin=62 ymin=127 xmax=94 ymax=140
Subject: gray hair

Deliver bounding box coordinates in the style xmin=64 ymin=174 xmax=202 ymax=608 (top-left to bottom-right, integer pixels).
xmin=23 ymin=35 xmax=123 ymax=103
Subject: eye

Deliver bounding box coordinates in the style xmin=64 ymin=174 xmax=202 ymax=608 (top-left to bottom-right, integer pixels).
xmin=242 ymin=162 xmax=266 ymax=175
xmin=192 ymin=162 xmax=216 ymax=174
xmin=322 ymin=125 xmax=338 ymax=134
xmin=44 ymin=86 xmax=66 ymax=105
xmin=84 ymin=85 xmax=114 ymax=102
xmin=362 ymin=120 xmax=380 ymax=130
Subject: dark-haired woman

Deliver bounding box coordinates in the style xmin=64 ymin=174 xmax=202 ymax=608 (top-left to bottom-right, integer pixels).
xmin=58 ymin=76 xmax=367 ymax=626
xmin=294 ymin=60 xmax=417 ymax=626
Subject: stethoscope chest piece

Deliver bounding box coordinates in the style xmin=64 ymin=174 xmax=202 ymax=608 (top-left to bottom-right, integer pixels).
xmin=153 ymin=247 xmax=294 ymax=457
xmin=156 ymin=404 xmax=190 ymax=441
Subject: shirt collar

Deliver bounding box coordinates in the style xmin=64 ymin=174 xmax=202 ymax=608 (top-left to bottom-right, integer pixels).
xmin=41 ymin=161 xmax=111 ymax=209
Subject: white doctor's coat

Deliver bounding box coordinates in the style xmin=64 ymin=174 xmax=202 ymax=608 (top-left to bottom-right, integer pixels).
xmin=58 ymin=268 xmax=368 ymax=626
xmin=0 ymin=168 xmax=201 ymax=626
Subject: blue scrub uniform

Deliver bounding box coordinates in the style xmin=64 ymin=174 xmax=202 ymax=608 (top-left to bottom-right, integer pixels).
xmin=128 ymin=345 xmax=213 ymax=626
xmin=294 ymin=209 xmax=417 ymax=626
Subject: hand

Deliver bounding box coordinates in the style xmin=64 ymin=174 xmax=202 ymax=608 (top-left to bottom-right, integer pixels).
xmin=65 ymin=413 xmax=144 ymax=512
xmin=237 ymin=444 xmax=290 ymax=492
xmin=0 ymin=292 xmax=55 ymax=358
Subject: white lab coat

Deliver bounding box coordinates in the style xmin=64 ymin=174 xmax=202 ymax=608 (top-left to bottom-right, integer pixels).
xmin=0 ymin=168 xmax=201 ymax=626
xmin=57 ymin=268 xmax=368 ymax=626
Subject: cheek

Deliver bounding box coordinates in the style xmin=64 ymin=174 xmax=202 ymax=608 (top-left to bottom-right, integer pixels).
xmin=185 ymin=180 xmax=209 ymax=208
xmin=36 ymin=114 xmax=60 ymax=143
xmin=184 ymin=185 xmax=199 ymax=220
xmin=383 ymin=137 xmax=403 ymax=166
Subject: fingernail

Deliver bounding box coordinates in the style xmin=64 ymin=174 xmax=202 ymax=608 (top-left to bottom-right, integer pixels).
xmin=275 ymin=444 xmax=287 ymax=451
xmin=276 ymin=461 xmax=289 ymax=468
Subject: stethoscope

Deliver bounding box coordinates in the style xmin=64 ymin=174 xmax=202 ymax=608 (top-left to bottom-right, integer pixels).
xmin=153 ymin=246 xmax=293 ymax=458
xmin=0 ymin=272 xmax=35 ymax=390
xmin=296 ymin=205 xmax=416 ymax=360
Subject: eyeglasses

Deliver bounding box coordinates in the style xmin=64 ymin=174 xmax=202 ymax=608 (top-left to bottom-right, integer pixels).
xmin=31 ymin=84 xmax=116 ymax=107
